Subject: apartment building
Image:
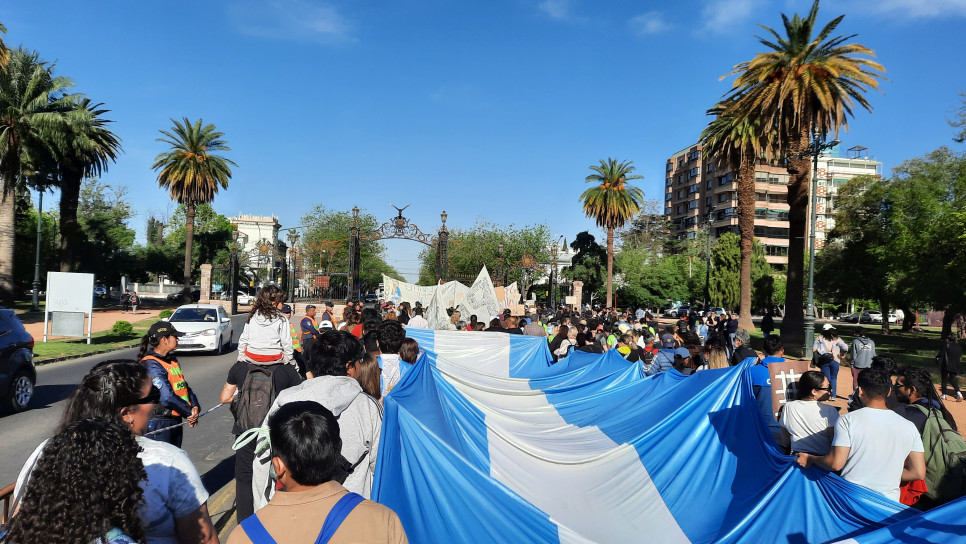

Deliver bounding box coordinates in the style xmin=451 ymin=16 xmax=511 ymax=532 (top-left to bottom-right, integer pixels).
xmin=664 ymin=143 xmax=881 ymax=268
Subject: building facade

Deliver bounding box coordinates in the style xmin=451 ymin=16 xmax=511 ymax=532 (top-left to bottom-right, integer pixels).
xmin=664 ymin=143 xmax=881 ymax=268
xmin=229 ymin=214 xmax=285 ymax=283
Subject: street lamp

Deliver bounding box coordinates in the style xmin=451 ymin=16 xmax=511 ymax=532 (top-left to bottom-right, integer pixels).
xmin=497 ymin=243 xmax=506 ymax=287
xmin=549 ymin=235 xmax=566 ymax=310
xmin=703 ymin=204 xmax=715 ymax=311
xmin=287 ymin=231 xmax=300 ymax=302
xmin=230 ymin=229 xmax=248 ymax=315
xmin=799 ymin=129 xmax=840 ymax=358
xmin=31 ymin=186 xmax=48 ymax=311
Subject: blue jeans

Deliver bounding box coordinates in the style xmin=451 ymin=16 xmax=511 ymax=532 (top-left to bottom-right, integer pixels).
xmin=819 ymin=360 xmax=840 ymax=397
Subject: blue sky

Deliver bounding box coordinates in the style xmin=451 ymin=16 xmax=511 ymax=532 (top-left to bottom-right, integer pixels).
xmin=5 ymin=0 xmax=965 ymax=281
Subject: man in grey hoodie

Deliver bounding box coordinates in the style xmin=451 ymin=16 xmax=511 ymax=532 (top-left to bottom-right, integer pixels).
xmin=250 ymin=330 xmax=382 ymax=511
xmin=850 ymin=331 xmax=876 ymax=391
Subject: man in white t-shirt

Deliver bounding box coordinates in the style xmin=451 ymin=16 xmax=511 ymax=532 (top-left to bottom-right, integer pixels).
xmin=797 ymin=369 xmax=925 ymax=502
xmin=407 ymin=307 xmax=428 ymax=328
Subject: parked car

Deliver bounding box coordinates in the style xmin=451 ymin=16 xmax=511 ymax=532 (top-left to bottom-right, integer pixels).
xmin=93 ymin=285 xmax=108 ymax=299
xmin=676 ymin=305 xmax=692 ymax=318
xmin=164 ymin=304 xmax=234 ymax=354
xmin=842 ymin=312 xmax=873 ymax=324
xmin=166 ymin=289 xmax=201 ymax=303
xmin=0 ymin=307 xmax=36 ymax=412
xmin=236 ymin=291 xmax=254 ymax=306
xmin=663 ymin=306 xmax=679 ymax=318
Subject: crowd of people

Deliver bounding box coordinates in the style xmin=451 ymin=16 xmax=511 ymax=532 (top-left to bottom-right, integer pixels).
xmin=4 ymin=288 xmax=964 ymax=543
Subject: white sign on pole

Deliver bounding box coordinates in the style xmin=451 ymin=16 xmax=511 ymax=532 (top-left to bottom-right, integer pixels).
xmin=44 ymin=272 xmax=95 ymax=343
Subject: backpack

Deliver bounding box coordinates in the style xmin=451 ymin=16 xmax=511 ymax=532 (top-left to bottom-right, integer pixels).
xmin=913 ymin=404 xmax=966 ymax=505
xmin=231 ymin=364 xmax=280 ymax=434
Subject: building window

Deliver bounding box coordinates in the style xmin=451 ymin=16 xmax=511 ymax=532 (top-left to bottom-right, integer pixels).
xmin=706 ymin=162 xmax=714 ymax=173
xmin=688 ymin=167 xmax=699 ymax=179
xmin=689 ymin=150 xmax=701 ymax=161
xmin=705 ymin=196 xmax=712 ymax=208
xmin=667 ymin=162 xmax=673 ymax=172
xmin=665 ymin=207 xmax=671 ymax=216
xmin=719 ymin=173 xmax=733 ymax=185
xmin=754 ymin=226 xmax=790 ymax=238
xmin=688 ymin=201 xmax=698 ymax=210
xmin=676 ymin=205 xmax=682 ymax=214
xmin=706 ymin=179 xmax=712 ymax=190
xmin=677 ymin=190 xmax=684 ymax=199
xmin=765 ymin=245 xmax=789 ymax=257
xmin=718 ymin=192 xmax=731 ymax=203
xmin=665 ymin=192 xmax=672 ymax=201
xmin=666 ymin=177 xmax=672 ymax=187
xmin=688 ymin=184 xmax=699 ymax=194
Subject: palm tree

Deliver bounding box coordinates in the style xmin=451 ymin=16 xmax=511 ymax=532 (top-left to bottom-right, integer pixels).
xmin=0 ymin=49 xmax=77 ymax=303
xmin=723 ymin=0 xmax=884 ymax=344
xmin=153 ymin=118 xmax=235 ymax=300
xmin=0 ymin=22 xmax=10 ymax=70
xmin=58 ymin=98 xmax=122 ymax=271
xmin=580 ymin=158 xmax=644 ymax=308
xmin=701 ymin=99 xmax=774 ymax=330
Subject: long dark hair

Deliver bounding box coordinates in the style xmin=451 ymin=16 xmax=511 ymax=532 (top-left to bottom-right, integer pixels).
xmin=898 ymin=366 xmax=958 ymax=431
xmin=137 ymin=335 xmax=161 ymax=360
xmin=797 ymin=371 xmax=827 ymax=400
xmin=60 ymin=360 xmax=148 ymax=432
xmin=248 ymin=285 xmax=285 ymax=323
xmin=3 ymin=418 xmax=147 ymax=544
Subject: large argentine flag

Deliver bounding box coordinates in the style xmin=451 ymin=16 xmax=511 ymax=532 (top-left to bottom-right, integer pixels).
xmin=833 ymin=494 xmax=966 ymax=543
xmin=374 ymin=330 xmax=914 ymax=543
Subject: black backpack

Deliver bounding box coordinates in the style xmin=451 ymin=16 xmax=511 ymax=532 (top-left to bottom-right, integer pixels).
xmin=231 ymin=364 xmax=279 ymax=435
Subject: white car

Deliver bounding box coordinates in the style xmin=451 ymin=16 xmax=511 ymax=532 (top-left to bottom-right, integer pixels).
xmin=236 ymin=292 xmax=254 ymax=306
xmin=165 ymin=304 xmax=234 ymax=354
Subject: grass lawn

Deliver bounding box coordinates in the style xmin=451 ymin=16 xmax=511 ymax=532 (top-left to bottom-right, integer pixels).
xmin=33 ymin=315 xmax=161 ymax=362
xmin=748 ymin=322 xmax=951 ymax=382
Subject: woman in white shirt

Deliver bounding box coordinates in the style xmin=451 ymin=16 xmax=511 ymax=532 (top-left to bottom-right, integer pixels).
xmin=779 ymin=370 xmax=841 ymax=455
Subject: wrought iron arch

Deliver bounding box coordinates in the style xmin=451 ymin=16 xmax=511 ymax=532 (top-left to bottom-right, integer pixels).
xmin=348 ymin=205 xmax=449 ymax=300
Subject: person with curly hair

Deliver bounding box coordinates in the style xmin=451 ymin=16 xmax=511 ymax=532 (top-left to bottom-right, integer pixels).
xmin=3 ymin=417 xmax=147 ymax=544
xmin=14 ymin=360 xmax=218 ymax=544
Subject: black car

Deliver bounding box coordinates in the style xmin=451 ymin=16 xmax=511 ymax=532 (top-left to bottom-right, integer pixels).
xmin=0 ymin=308 xmax=36 ymax=413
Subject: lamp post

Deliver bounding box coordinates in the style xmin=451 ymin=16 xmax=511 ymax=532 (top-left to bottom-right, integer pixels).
xmin=349 ymin=206 xmax=360 ymax=302
xmin=286 ymin=232 xmax=299 ymax=302
xmin=703 ymin=205 xmax=715 ymax=311
xmin=549 ymin=235 xmax=566 ymax=310
xmin=799 ymin=129 xmax=840 ymax=358
xmin=497 ymin=243 xmax=506 ymax=287
xmin=230 ymin=229 xmax=248 ymax=315
xmin=32 ymin=187 xmax=46 ymax=311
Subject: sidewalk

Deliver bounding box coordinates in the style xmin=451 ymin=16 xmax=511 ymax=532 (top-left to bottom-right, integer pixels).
xmin=21 ymin=308 xmax=166 ymax=340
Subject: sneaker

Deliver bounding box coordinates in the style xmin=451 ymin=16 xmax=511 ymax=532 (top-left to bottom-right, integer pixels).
xmin=958 ymin=393 xmax=964 ymax=403
xmin=941 ymin=395 xmax=949 ymax=400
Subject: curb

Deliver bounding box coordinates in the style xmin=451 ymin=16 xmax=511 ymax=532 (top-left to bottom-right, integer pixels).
xmin=208 ymin=478 xmax=239 ymax=541
xmin=34 ymin=342 xmax=142 ymax=367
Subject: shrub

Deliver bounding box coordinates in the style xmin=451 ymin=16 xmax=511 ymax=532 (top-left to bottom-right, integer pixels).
xmin=159 ymin=310 xmax=173 ymax=319
xmin=111 ymin=321 xmax=135 ymax=336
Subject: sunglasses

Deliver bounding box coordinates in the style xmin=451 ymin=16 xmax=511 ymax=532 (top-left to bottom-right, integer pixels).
xmin=133 ymin=386 xmax=161 ymax=405
xmin=816 ymin=386 xmax=833 ymax=393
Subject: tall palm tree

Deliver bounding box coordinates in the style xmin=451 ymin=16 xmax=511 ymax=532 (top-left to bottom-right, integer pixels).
xmin=153 ymin=118 xmax=235 ymax=300
xmin=58 ymin=98 xmax=121 ymax=271
xmin=701 ymin=99 xmax=774 ymax=330
xmin=580 ymin=158 xmax=644 ymax=308
xmin=0 ymin=22 xmax=10 ymax=70
xmin=723 ymin=0 xmax=884 ymax=344
xmin=0 ymin=49 xmax=77 ymax=303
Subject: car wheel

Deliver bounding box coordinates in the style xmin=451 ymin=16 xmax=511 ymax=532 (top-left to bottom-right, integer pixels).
xmin=216 ymin=334 xmax=226 ymax=355
xmin=6 ymin=371 xmax=34 ymax=413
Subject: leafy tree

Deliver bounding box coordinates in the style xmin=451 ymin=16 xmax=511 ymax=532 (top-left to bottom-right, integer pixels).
xmin=580 ymin=158 xmax=645 ymax=308
xmin=0 ymin=49 xmax=79 ymax=303
xmin=13 ymin=189 xmax=58 ymax=290
xmin=614 ymin=248 xmax=690 ymax=308
xmin=701 ymin=99 xmax=774 ymax=330
xmin=73 ymin=180 xmax=137 ymax=285
xmin=950 ymin=90 xmax=966 ymax=144
xmin=152 ymin=118 xmax=235 ymax=300
xmin=561 ymin=231 xmax=607 ymax=304
xmin=300 ymin=205 xmax=401 ymax=295
xmin=707 ymin=232 xmax=775 ymax=310
xmin=162 ymin=203 xmax=234 ymax=285
xmin=417 ymin=221 xmax=551 ymax=295
xmin=723 ymin=0 xmax=885 ymax=345
xmin=56 ymin=99 xmax=121 ymax=272
xmin=620 ymin=200 xmax=675 ymax=256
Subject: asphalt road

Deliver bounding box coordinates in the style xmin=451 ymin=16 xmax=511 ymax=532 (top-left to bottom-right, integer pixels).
xmin=0 ymin=314 xmax=248 ymax=490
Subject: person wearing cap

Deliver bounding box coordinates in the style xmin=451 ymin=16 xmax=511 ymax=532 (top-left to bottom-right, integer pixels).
xmin=282 ymin=304 xmax=312 ymax=379
xmin=321 ymin=301 xmax=335 ymax=323
xmin=814 ymin=323 xmax=849 ymax=399
xmin=138 ymin=321 xmax=201 ymax=447
xmin=301 ymin=305 xmax=321 ymax=364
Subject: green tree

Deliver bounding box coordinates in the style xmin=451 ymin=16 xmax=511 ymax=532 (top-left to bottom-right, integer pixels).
xmin=300 ymin=206 xmax=401 ymax=295
xmin=561 ymin=231 xmax=607 ymax=304
xmin=57 ymin=99 xmax=121 ymax=272
xmin=614 ymin=248 xmax=690 ymax=308
xmin=14 ymin=189 xmax=58 ymax=290
xmin=74 ymin=180 xmax=138 ymax=285
xmin=580 ymin=158 xmax=645 ymax=308
xmin=153 ymin=118 xmax=235 ymax=300
xmin=0 ymin=22 xmax=8 ymax=70
xmin=416 ymin=221 xmax=551 ymax=293
xmin=162 ymin=203 xmax=234 ymax=284
xmin=950 ymin=90 xmax=966 ymax=144
xmin=0 ymin=49 xmax=79 ymax=303
xmin=701 ymin=99 xmax=774 ymax=330
xmin=723 ymin=0 xmax=885 ymax=345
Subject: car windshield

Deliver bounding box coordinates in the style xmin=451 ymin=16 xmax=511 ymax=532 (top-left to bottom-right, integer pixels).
xmin=171 ymin=308 xmax=218 ymax=322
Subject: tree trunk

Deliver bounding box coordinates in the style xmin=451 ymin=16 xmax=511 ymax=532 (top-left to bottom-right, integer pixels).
xmin=879 ymin=298 xmax=891 ymax=335
xmin=183 ymin=202 xmax=195 ymax=299
xmin=780 ymin=128 xmax=811 ymax=349
xmin=901 ymin=307 xmax=914 ymax=332
xmin=59 ymin=170 xmax=83 ymax=272
xmin=0 ymin=187 xmax=16 ymax=306
xmin=606 ymin=226 xmax=614 ymax=308
xmin=737 ymin=158 xmax=756 ymax=331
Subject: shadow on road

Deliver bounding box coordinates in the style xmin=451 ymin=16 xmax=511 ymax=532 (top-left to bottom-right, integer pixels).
xmin=29 ymin=383 xmax=79 ymax=410
xmin=201 ymin=455 xmax=236 ymax=495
